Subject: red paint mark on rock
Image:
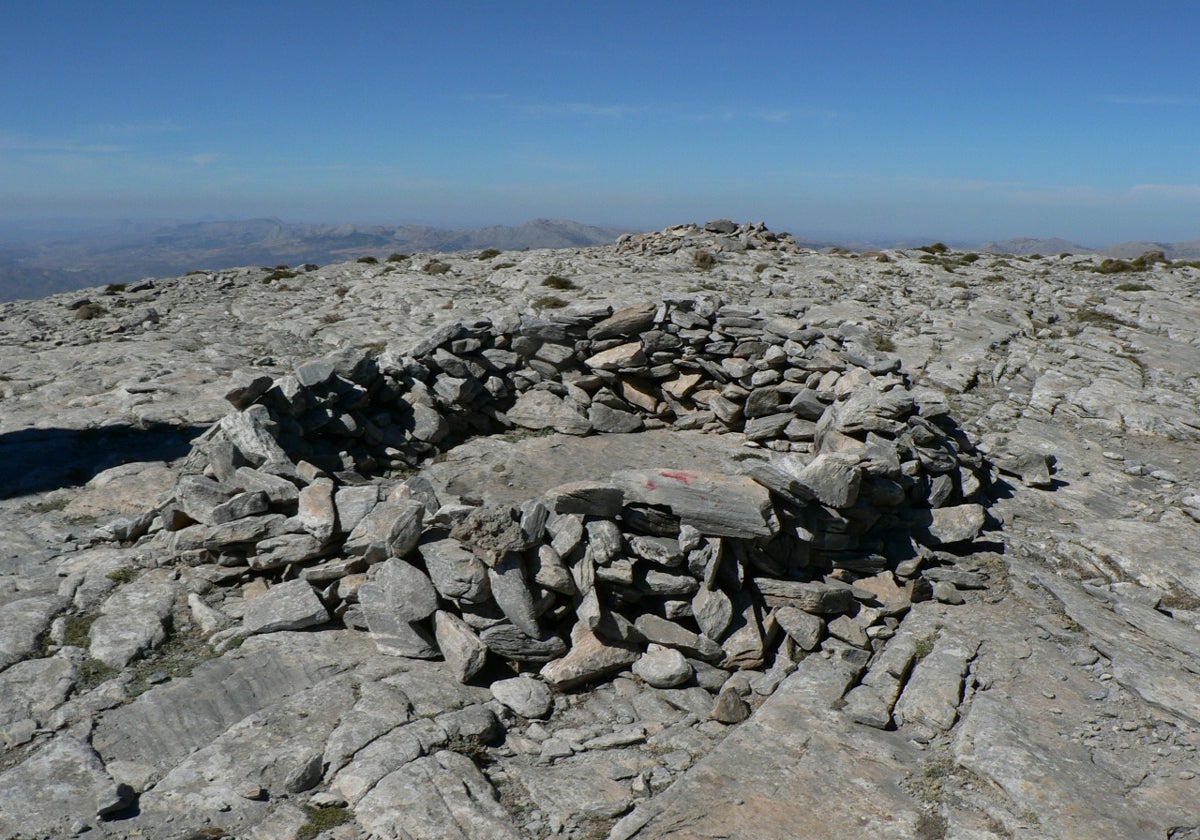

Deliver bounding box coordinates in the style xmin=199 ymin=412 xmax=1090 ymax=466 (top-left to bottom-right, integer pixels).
xmin=659 ymin=470 xmax=695 ymax=485
xmin=646 ymin=479 xmax=657 ymax=490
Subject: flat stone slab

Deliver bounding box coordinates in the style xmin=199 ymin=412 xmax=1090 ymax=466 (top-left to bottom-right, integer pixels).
xmin=421 ymin=430 xmax=756 ymax=509
xmin=616 ymin=652 xmax=930 ymax=839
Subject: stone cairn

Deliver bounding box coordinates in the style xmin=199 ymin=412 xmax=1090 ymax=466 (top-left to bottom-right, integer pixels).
xmin=128 ymin=296 xmax=992 ymax=691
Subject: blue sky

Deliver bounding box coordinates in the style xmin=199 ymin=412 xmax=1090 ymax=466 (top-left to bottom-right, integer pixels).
xmin=2 ymin=1 xmax=1198 ymax=244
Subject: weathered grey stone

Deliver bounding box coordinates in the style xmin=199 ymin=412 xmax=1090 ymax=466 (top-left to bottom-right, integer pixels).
xmin=480 ymin=624 xmax=567 ymax=663
xmin=545 ymin=480 xmax=624 ymax=517
xmin=490 ymin=675 xmax=554 ymax=719
xmin=629 ymin=535 xmax=683 ymax=567
xmin=422 ymin=537 xmax=491 ymax=604
xmin=220 ymin=404 xmax=290 ymax=467
xmin=507 ymin=389 xmax=591 ymax=434
xmin=355 ymin=750 xmax=522 ymax=840
xmin=541 ymin=622 xmax=640 ymax=690
xmin=204 ymin=512 xmax=286 ymax=549
xmin=616 ymin=469 xmax=777 ymax=538
xmin=893 ymin=635 xmax=980 ymax=734
xmin=232 ymin=466 xmax=300 ymax=505
xmin=754 ymin=578 xmax=855 ymax=614
xmin=589 ymin=401 xmax=645 ymax=433
xmin=530 ymin=543 xmax=574 ymax=594
xmin=332 ymin=483 xmax=380 ymax=533
xmin=633 ymin=646 xmax=693 ymax=688
xmin=89 ymin=572 xmax=179 ymax=667
xmin=434 ymin=610 xmax=488 ymax=683
xmin=451 ymin=504 xmax=528 ymax=564
xmin=0 ymin=595 xmax=67 ymax=671
xmin=920 ymin=504 xmax=987 ymax=545
xmin=634 ymin=614 xmax=723 ymax=661
xmin=0 ymin=735 xmax=123 ymax=838
xmin=249 ymin=532 xmax=325 ymax=569
xmin=487 ymin=553 xmax=541 ymax=638
xmin=297 ymin=477 xmax=336 ymax=542
xmin=827 ymin=614 xmax=870 ymax=648
xmin=586 ymin=341 xmax=647 ymax=371
xmin=242 ymin=579 xmax=328 ymax=636
xmin=176 ymin=474 xmax=234 ymax=525
xmin=583 ymin=518 xmax=622 ymax=564
xmin=209 ymin=489 xmax=269 ymax=525
xmin=691 ymin=584 xmax=735 ymax=641
xmin=344 ymin=498 xmax=425 ymax=562
xmin=711 ymin=686 xmax=752 ymax=724
xmin=773 ymin=605 xmax=825 ymax=651
xmin=368 ymin=557 xmax=439 ymax=622
xmin=589 ymin=303 xmax=658 ymax=339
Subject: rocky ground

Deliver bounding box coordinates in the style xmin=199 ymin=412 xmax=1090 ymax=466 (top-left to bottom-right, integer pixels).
xmin=1 ymin=221 xmax=1199 ymax=839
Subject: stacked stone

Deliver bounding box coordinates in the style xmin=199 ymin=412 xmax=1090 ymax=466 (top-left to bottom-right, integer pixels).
xmin=615 ymin=219 xmax=803 ymax=256
xmin=135 ymin=295 xmax=992 ymax=689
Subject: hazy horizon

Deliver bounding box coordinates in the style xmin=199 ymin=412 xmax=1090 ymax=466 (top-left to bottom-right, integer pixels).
xmin=3 ymin=2 xmax=1199 ymax=245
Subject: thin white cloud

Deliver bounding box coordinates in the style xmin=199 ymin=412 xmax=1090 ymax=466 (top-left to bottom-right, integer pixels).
xmin=0 ymin=130 xmax=126 ymax=154
xmin=93 ymin=120 xmax=184 ymax=134
xmin=1129 ymin=183 xmax=1200 ymax=200
xmin=188 ymin=152 xmax=222 ymax=165
xmin=1102 ymin=94 xmax=1199 ymax=106
xmin=524 ymin=102 xmax=645 ymax=118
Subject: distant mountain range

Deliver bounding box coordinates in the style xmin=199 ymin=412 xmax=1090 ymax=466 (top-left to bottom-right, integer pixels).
xmin=977 ymin=236 xmax=1200 ymax=259
xmin=2 ymin=217 xmax=1198 ymax=303
xmin=0 ymin=218 xmax=634 ymax=303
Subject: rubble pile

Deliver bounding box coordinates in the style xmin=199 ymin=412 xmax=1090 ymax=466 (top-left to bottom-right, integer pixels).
xmin=127 ymin=296 xmax=993 ymax=691
xmin=615 ymin=219 xmax=804 ymax=256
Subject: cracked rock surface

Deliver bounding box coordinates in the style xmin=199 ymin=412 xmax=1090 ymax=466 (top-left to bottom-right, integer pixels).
xmin=2 ymin=222 xmax=1199 ymax=839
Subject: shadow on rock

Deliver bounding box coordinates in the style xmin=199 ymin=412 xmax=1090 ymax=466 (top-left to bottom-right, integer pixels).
xmin=0 ymin=424 xmax=206 ymax=499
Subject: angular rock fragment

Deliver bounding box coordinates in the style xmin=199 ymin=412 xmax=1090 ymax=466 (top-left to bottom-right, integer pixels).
xmin=616 ymin=469 xmax=777 ymax=538
xmin=490 ymin=675 xmax=554 ymax=718
xmin=541 ymin=622 xmax=639 ymax=689
xmin=344 ymin=499 xmax=424 ymax=562
xmin=242 ymin=579 xmax=329 ymax=636
xmin=421 ymin=537 xmax=491 ymax=604
xmin=433 ymin=610 xmax=488 ymax=683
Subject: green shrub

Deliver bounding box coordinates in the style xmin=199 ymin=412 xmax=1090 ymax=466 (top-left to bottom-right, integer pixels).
xmin=532 ymin=296 xmax=568 ymax=310
xmin=103 ymin=283 xmax=127 ymax=295
xmin=356 ymin=256 xmax=378 ymax=264
xmin=692 ymin=249 xmax=716 ymax=270
xmin=423 ymin=260 xmax=452 ymax=275
xmin=1114 ymin=282 xmax=1153 ymax=292
xmin=262 ymin=269 xmax=298 ymax=283
xmin=386 ymin=252 xmax=408 ymax=262
xmin=477 ymin=248 xmax=502 ymax=260
xmin=918 ymin=243 xmax=948 ymax=254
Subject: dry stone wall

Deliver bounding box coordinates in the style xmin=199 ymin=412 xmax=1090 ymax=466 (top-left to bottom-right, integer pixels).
xmin=130 ymin=296 xmax=993 ymax=691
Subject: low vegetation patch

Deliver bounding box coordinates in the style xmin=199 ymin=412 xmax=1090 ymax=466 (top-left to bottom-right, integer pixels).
xmin=106 ymin=566 xmax=139 ymax=584
xmin=531 ymin=295 xmax=568 ymax=310
xmin=692 ymin=249 xmax=717 ymax=270
xmin=541 ymin=275 xmax=578 ymax=290
xmin=356 ymin=256 xmax=378 ymax=264
xmin=918 ymin=242 xmax=948 ymax=254
xmin=103 ymin=283 xmax=127 ymax=295
xmin=126 ymin=630 xmax=221 ymax=698
xmin=477 ymin=248 xmax=502 ymax=260
xmin=297 ymin=804 xmax=352 ymax=840
xmin=386 ymin=252 xmax=408 ymax=262
xmin=77 ymin=658 xmax=119 ymax=691
xmin=74 ymin=302 xmax=106 ymax=320
xmin=262 ymin=268 xmax=298 ymax=283
xmin=1114 ymin=281 xmax=1153 ymax=292
xmin=423 ymin=260 xmax=452 ymax=275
